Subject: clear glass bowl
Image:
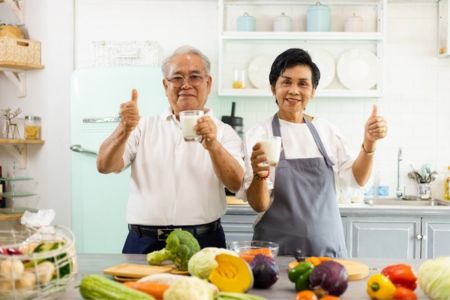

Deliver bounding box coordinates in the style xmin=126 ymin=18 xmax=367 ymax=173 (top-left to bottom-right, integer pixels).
xmin=0 ymin=225 xmax=77 ymax=300
xmin=228 ymin=240 xmax=279 ymax=263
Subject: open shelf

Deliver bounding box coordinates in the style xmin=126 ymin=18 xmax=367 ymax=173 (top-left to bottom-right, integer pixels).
xmin=0 ymin=139 xmax=44 ymax=145
xmin=0 ymin=62 xmax=44 ymax=70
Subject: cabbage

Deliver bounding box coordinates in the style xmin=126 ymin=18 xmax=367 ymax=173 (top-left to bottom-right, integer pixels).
xmin=163 ymin=276 xmax=215 ymax=300
xmin=418 ymin=257 xmax=450 ymax=300
xmin=188 ymin=247 xmax=238 ymax=279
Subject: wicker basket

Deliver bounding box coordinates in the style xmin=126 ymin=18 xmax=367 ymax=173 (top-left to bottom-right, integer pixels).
xmin=0 ymin=37 xmax=41 ymax=67
xmin=0 ymin=225 xmax=77 ymax=300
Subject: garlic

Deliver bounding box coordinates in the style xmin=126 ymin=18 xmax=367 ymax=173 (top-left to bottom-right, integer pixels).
xmin=36 ymin=261 xmax=55 ymax=284
xmin=0 ymin=259 xmax=24 ymax=280
xmin=16 ymin=271 xmax=36 ymax=290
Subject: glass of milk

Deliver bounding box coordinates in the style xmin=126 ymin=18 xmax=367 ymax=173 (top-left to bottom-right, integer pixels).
xmin=179 ymin=110 xmax=204 ymax=142
xmin=259 ymin=136 xmax=282 ymax=166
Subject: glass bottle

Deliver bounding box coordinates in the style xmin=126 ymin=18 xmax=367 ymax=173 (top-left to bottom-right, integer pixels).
xmin=24 ymin=115 xmax=41 ymax=140
xmin=445 ymin=166 xmax=450 ymax=200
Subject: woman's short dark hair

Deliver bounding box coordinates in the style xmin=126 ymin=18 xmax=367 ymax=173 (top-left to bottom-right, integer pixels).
xmin=269 ymin=48 xmax=320 ymax=89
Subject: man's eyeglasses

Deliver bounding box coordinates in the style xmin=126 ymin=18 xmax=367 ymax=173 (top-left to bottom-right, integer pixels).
xmin=166 ymin=74 xmax=206 ymax=87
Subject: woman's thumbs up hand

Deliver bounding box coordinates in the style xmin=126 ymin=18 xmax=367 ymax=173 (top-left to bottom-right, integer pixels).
xmin=364 ymin=104 xmax=387 ymax=145
xmin=120 ymin=89 xmax=140 ymax=134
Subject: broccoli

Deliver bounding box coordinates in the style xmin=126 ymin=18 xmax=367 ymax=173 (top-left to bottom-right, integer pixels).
xmin=146 ymin=229 xmax=200 ymax=271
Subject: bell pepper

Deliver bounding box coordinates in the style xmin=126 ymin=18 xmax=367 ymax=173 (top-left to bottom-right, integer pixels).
xmin=288 ymin=261 xmax=314 ymax=291
xmin=367 ymin=274 xmax=396 ymax=300
xmin=381 ymin=264 xmax=417 ymax=291
xmin=393 ymin=286 xmax=417 ymax=300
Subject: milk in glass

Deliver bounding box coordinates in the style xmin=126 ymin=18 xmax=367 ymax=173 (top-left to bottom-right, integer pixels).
xmin=179 ymin=110 xmax=204 ymax=141
xmin=260 ymin=136 xmax=282 ymax=166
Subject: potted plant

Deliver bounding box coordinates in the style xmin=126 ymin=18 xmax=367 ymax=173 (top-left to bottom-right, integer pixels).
xmin=408 ymin=164 xmax=438 ymax=200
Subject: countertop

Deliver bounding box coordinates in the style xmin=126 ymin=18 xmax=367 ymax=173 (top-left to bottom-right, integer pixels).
xmin=61 ymin=254 xmax=429 ymax=299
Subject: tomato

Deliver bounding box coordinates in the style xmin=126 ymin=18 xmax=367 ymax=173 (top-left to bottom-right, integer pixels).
xmin=321 ymin=296 xmax=340 ymax=300
xmin=295 ymin=290 xmax=318 ymax=300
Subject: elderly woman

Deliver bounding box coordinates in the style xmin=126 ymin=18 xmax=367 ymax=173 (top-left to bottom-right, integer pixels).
xmin=239 ymin=48 xmax=387 ymax=257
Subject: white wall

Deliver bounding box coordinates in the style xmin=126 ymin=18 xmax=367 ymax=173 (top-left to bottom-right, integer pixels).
xmin=0 ymin=0 xmax=73 ymax=226
xmin=1 ymin=0 xmax=449 ymax=228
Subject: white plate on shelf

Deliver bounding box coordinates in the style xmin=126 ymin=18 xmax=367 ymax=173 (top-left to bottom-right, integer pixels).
xmin=308 ymin=49 xmax=335 ymax=89
xmin=247 ymin=54 xmax=275 ymax=89
xmin=337 ymin=49 xmax=380 ymax=90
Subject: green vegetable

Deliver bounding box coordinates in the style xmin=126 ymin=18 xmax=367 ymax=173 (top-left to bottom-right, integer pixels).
xmin=288 ymin=261 xmax=314 ymax=291
xmin=188 ymin=247 xmax=238 ymax=279
xmin=79 ymin=274 xmax=154 ymax=300
xmin=216 ymin=291 xmax=267 ymax=300
xmin=24 ymin=241 xmax=73 ymax=278
xmin=418 ymin=256 xmax=450 ymax=300
xmin=146 ymin=229 xmax=200 ymax=271
xmin=288 ymin=261 xmax=314 ymax=283
xmin=162 ymin=276 xmax=214 ymax=300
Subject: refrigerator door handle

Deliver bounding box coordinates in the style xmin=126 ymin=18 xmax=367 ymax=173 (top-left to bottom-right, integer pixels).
xmin=82 ymin=116 xmax=121 ymax=124
xmin=70 ymin=144 xmax=98 ymax=156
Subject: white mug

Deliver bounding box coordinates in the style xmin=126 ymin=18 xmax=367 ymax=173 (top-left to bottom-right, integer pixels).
xmin=179 ymin=110 xmax=204 ymax=142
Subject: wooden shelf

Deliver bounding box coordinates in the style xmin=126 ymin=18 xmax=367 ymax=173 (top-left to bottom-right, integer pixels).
xmin=0 ymin=139 xmax=44 ymax=145
xmin=0 ymin=61 xmax=44 ymax=70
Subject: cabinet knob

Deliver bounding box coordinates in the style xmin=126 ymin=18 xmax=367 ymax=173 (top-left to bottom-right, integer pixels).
xmin=416 ymin=234 xmax=423 ymax=240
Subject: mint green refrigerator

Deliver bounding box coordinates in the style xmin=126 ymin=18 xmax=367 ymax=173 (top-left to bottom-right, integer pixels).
xmin=70 ymin=66 xmax=167 ymax=253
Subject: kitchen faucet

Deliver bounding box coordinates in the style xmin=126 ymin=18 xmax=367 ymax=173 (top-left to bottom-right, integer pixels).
xmin=396 ymin=147 xmax=404 ymax=198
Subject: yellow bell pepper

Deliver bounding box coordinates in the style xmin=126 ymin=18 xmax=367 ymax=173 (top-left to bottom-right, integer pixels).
xmin=367 ymin=274 xmax=396 ymax=300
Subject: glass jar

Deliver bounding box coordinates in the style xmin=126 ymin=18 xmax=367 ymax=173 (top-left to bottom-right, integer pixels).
xmin=24 ymin=115 xmax=41 ymax=140
xmin=232 ymin=68 xmax=246 ymax=89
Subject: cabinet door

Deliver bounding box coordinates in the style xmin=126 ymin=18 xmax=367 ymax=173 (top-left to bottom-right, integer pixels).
xmin=422 ymin=217 xmax=450 ymax=259
xmin=341 ymin=216 xmax=350 ymax=255
xmin=222 ymin=213 xmax=257 ymax=244
xmin=348 ymin=217 xmax=421 ymax=259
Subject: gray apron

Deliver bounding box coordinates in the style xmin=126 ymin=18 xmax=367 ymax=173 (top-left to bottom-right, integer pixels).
xmin=253 ymin=114 xmax=347 ymax=257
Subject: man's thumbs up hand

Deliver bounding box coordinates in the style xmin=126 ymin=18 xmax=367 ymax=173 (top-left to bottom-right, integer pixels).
xmin=120 ymin=89 xmax=140 ymax=134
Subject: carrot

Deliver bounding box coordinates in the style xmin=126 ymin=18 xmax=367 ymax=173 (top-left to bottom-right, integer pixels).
xmin=238 ymin=248 xmax=273 ymax=263
xmin=305 ymin=256 xmax=332 ymax=266
xmin=124 ymin=281 xmax=169 ymax=300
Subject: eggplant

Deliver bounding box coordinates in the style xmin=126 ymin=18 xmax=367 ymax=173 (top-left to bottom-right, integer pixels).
xmin=250 ymin=254 xmax=279 ymax=289
xmin=309 ymin=260 xmax=348 ymax=296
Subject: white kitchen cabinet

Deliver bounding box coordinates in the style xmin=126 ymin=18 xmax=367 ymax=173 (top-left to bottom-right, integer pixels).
xmin=218 ymin=0 xmax=386 ymax=98
xmin=438 ymin=0 xmax=449 ymax=57
xmin=346 ymin=217 xmax=421 ymax=259
xmin=421 ymin=217 xmax=450 ymax=258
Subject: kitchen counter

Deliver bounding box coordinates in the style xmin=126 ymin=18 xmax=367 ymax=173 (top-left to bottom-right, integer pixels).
xmin=226 ymin=202 xmax=450 ymax=217
xmin=61 ymin=254 xmax=429 ymax=299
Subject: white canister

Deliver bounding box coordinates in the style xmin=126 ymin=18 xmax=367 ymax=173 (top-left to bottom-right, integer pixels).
xmin=273 ymin=12 xmax=292 ymax=32
xmin=344 ymin=14 xmax=364 ymax=32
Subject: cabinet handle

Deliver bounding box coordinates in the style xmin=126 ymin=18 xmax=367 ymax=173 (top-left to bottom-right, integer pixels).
xmin=416 ymin=234 xmax=423 ymax=240
xmin=70 ymin=144 xmax=97 ymax=156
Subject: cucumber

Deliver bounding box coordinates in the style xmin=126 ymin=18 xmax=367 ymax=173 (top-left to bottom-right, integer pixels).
xmin=79 ymin=274 xmax=155 ymax=300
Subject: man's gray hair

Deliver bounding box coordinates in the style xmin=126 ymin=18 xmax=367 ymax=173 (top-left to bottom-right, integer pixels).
xmin=161 ymin=45 xmax=211 ymax=77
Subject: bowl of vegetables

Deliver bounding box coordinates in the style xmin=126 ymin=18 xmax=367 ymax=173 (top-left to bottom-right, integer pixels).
xmin=0 ymin=225 xmax=77 ymax=300
xmin=228 ymin=240 xmax=279 ymax=263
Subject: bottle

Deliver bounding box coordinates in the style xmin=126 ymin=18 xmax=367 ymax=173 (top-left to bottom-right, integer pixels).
xmin=0 ymin=165 xmax=5 ymax=208
xmin=24 ymin=115 xmax=41 ymax=140
xmin=445 ymin=166 xmax=450 ymax=201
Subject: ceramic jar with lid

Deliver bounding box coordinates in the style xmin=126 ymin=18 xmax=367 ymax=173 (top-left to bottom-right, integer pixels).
xmin=273 ymin=12 xmax=292 ymax=32
xmin=307 ymin=2 xmax=331 ymax=32
xmin=237 ymin=12 xmax=256 ymax=32
xmin=345 ymin=13 xmax=364 ymax=32
xmin=24 ymin=115 xmax=41 ymax=140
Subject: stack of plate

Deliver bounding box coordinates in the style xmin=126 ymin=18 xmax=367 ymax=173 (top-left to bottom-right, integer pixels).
xmin=337 ymin=49 xmax=380 ymax=90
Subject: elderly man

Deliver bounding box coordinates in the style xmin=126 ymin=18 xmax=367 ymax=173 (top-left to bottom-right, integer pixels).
xmin=97 ymin=45 xmax=244 ymax=254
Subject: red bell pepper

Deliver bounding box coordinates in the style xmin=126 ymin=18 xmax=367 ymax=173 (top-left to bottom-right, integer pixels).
xmin=381 ymin=264 xmax=417 ymax=291
xmin=393 ymin=286 xmax=417 ymax=300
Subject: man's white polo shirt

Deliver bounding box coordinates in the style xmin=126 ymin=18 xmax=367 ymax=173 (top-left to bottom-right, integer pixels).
xmin=122 ymin=109 xmax=244 ymax=226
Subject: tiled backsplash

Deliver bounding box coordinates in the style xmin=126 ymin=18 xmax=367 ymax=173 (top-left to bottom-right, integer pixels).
xmin=212 ymin=2 xmax=450 ymax=200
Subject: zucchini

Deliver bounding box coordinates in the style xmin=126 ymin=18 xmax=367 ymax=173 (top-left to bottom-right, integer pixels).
xmin=79 ymin=274 xmax=155 ymax=300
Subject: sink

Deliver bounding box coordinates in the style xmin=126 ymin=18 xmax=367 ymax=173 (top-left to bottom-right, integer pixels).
xmin=364 ymin=198 xmax=450 ymax=207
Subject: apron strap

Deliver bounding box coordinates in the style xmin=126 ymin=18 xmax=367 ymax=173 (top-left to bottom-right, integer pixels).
xmin=272 ymin=114 xmax=334 ymax=167
xmin=305 ymin=119 xmax=335 ymax=168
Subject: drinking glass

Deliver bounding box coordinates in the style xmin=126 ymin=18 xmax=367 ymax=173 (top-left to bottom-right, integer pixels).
xmin=179 ymin=110 xmax=204 ymax=142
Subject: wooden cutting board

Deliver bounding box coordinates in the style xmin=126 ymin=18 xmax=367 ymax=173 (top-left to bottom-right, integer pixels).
xmin=288 ymin=259 xmax=369 ymax=281
xmin=103 ymin=263 xmax=174 ymax=279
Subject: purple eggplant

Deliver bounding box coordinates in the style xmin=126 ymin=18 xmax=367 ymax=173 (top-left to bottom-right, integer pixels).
xmin=250 ymin=254 xmax=279 ymax=289
xmin=309 ymin=260 xmax=348 ymax=296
